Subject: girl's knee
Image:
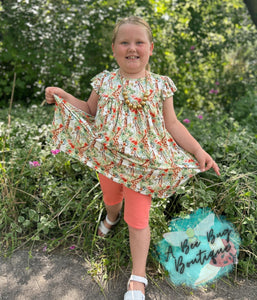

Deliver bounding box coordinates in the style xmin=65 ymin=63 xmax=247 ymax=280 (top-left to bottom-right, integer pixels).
xmin=123 ymin=189 xmax=151 ymax=229
xmin=127 ymin=221 xmax=150 ymax=231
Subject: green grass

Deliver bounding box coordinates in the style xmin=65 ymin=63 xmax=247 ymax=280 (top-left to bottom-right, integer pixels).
xmin=0 ymin=95 xmax=257 ymax=281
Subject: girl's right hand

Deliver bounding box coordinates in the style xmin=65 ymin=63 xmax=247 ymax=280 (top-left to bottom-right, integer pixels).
xmin=45 ymin=87 xmax=65 ymax=104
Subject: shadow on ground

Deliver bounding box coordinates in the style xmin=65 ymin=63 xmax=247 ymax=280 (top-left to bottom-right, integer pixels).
xmin=0 ymin=251 xmax=256 ymax=300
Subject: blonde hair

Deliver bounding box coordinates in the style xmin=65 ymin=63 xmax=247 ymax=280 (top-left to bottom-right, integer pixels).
xmin=112 ymin=16 xmax=153 ymax=71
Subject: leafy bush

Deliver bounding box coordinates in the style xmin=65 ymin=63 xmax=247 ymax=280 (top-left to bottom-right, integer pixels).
xmin=1 ymin=104 xmax=99 ymax=246
xmin=163 ymin=103 xmax=257 ymax=276
xmin=1 ymin=0 xmax=256 ymax=111
xmin=0 ymin=99 xmax=256 ymax=278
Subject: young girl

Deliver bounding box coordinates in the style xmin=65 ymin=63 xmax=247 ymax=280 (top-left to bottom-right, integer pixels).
xmin=45 ymin=16 xmax=220 ymax=300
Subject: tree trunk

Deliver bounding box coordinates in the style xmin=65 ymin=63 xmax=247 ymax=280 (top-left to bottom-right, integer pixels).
xmin=244 ymin=0 xmax=257 ymax=28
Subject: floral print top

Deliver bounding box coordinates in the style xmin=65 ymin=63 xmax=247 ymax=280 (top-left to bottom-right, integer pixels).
xmin=51 ymin=69 xmax=200 ymax=198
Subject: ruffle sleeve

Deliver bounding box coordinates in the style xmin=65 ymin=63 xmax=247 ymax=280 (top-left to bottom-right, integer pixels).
xmin=161 ymin=76 xmax=177 ymax=101
xmin=90 ymin=70 xmax=110 ymax=95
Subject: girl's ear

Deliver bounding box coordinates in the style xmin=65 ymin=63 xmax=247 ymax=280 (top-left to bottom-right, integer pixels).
xmin=112 ymin=43 xmax=115 ymax=56
xmin=149 ymin=42 xmax=154 ymax=56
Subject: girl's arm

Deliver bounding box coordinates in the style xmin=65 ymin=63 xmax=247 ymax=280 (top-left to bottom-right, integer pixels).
xmin=45 ymin=87 xmax=99 ymax=116
xmin=163 ymin=96 xmax=220 ymax=176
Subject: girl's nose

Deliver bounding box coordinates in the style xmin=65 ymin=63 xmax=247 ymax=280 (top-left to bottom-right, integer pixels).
xmin=128 ymin=43 xmax=136 ymax=51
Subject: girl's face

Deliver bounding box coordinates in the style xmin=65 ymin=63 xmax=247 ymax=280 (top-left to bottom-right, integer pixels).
xmin=112 ymin=23 xmax=154 ymax=79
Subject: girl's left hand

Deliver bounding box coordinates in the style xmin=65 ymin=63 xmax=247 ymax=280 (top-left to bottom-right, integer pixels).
xmin=194 ymin=148 xmax=220 ymax=176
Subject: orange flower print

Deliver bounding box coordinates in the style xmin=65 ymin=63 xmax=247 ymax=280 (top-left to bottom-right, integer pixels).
xmin=134 ymin=96 xmax=141 ymax=102
xmin=120 ymin=174 xmax=128 ymax=182
xmin=93 ymin=158 xmax=101 ymax=166
xmin=147 ymin=187 xmax=155 ymax=193
xmin=68 ymin=140 xmax=75 ymax=149
xmin=185 ymin=159 xmax=194 ymax=163
xmin=129 ymin=138 xmax=138 ymax=146
xmin=51 ymin=71 xmax=200 ymax=199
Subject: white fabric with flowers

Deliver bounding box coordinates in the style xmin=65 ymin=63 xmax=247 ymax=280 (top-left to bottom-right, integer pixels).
xmin=51 ymin=69 xmax=200 ymax=198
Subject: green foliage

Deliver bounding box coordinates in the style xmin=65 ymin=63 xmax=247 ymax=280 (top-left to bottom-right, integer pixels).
xmin=0 ymin=0 xmax=256 ymax=110
xmin=1 ymin=104 xmax=100 ymax=244
xmin=152 ymin=0 xmax=257 ymax=110
xmin=228 ymin=91 xmax=257 ymax=132
xmin=0 ymin=0 xmax=257 ymax=281
xmin=0 ymin=97 xmax=256 ymax=278
xmin=164 ymin=101 xmax=257 ymax=276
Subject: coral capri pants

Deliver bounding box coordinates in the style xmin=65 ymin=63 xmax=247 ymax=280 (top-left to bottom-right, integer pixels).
xmin=98 ymin=174 xmax=152 ymax=229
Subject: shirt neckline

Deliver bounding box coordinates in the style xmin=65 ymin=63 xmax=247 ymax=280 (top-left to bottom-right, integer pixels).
xmin=117 ymin=69 xmax=150 ymax=83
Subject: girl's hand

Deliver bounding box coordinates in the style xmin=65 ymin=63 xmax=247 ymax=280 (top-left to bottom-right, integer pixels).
xmin=45 ymin=87 xmax=65 ymax=104
xmin=194 ymin=148 xmax=220 ymax=176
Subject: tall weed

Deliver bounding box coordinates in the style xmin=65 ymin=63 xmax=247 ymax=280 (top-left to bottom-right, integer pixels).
xmin=0 ymin=100 xmax=256 ymax=278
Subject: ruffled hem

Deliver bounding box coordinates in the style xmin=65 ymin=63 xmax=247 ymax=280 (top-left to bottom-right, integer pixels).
xmin=51 ymin=95 xmax=200 ymax=198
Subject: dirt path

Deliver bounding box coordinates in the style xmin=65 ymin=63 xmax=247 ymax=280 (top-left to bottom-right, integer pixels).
xmin=0 ymin=250 xmax=256 ymax=299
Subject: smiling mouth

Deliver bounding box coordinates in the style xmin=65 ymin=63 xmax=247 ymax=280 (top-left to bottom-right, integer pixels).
xmin=126 ymin=56 xmax=139 ymax=59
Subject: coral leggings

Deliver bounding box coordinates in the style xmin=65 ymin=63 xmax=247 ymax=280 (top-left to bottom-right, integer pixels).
xmin=98 ymin=174 xmax=152 ymax=229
